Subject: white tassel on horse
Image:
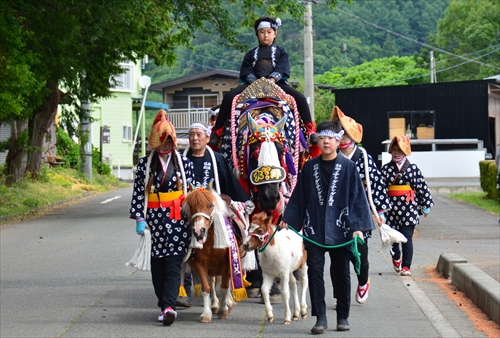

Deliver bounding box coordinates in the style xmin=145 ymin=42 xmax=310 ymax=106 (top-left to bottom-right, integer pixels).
xmin=125 ymin=228 xmax=151 ymax=271
xmin=242 ymin=249 xmax=257 ymax=271
xmin=189 ymin=234 xmax=203 ymax=250
xmin=212 ymin=210 xmax=231 ymax=249
xmin=258 ymin=140 xmax=280 ymax=167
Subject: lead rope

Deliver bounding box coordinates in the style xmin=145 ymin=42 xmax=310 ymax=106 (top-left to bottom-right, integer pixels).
xmin=259 ymin=227 xmax=364 ymax=275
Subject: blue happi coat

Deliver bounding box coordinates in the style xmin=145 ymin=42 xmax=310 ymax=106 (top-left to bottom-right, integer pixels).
xmin=282 ymin=153 xmax=374 ymax=247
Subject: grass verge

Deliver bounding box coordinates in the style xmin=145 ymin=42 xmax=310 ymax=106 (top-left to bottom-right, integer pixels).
xmin=0 ymin=166 xmax=129 ymax=222
xmin=447 ymin=191 xmax=500 ymax=215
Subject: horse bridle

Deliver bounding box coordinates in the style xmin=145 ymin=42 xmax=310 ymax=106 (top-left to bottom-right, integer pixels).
xmin=248 ymin=225 xmax=270 ymax=249
xmin=189 ymin=203 xmax=216 ymax=226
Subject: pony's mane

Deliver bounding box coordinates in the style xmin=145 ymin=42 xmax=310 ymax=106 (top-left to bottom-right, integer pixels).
xmin=183 ymin=188 xmax=228 ymax=218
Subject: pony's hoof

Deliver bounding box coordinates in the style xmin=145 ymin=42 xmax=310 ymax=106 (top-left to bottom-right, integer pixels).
xmin=284 ymin=320 xmax=291 ymax=325
xmin=227 ymin=305 xmax=233 ymax=313
xmin=268 ymin=317 xmax=274 ymax=323
xmin=211 ymin=306 xmax=219 ymax=314
xmin=200 ymin=316 xmax=212 ymax=323
xmin=301 ymin=313 xmax=308 ymax=319
xmin=293 ymin=315 xmax=299 ymax=321
xmin=217 ymin=311 xmax=229 ymax=319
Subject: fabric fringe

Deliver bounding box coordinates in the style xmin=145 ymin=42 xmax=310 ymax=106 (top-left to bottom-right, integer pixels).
xmin=232 ymin=287 xmax=248 ymax=302
xmin=125 ymin=229 xmax=151 ymax=271
xmin=379 ymin=223 xmax=407 ymax=254
xmin=178 ymin=285 xmax=188 ymax=297
xmin=194 ymin=284 xmax=201 ymax=298
xmin=243 ymin=275 xmax=252 ymax=288
xmin=242 ymin=250 xmax=257 ymax=271
xmin=258 ymin=140 xmax=280 ymax=167
xmin=213 ymin=211 xmax=231 ymax=249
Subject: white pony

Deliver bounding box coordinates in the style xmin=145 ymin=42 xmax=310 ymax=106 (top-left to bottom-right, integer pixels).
xmin=242 ymin=211 xmax=308 ymax=324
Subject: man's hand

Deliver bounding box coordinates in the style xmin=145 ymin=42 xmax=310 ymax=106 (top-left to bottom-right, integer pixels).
xmin=278 ymin=221 xmax=289 ymax=229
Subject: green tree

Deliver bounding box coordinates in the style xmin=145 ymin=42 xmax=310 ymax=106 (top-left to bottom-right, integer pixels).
xmin=315 ymin=55 xmax=429 ymax=89
xmin=1 ymin=0 xmax=346 ymax=184
xmin=433 ymin=0 xmax=500 ymax=82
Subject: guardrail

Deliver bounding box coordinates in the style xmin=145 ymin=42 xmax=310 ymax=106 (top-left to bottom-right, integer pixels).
xmin=382 ymin=138 xmax=484 ymax=152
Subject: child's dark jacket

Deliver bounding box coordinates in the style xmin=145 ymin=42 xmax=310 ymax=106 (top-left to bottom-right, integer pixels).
xmin=282 ymin=153 xmax=374 ymax=247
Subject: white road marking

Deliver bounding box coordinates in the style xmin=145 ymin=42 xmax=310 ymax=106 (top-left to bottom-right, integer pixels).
xmin=402 ymin=279 xmax=461 ymax=337
xmin=100 ymin=196 xmax=122 ymax=204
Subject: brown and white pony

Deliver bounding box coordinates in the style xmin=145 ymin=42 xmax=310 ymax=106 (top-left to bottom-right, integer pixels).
xmin=243 ymin=211 xmax=308 ymax=324
xmin=182 ymin=186 xmax=246 ymax=323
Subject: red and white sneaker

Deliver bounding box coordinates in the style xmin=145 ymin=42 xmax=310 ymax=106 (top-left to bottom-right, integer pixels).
xmin=161 ymin=307 xmax=177 ymax=326
xmin=355 ymin=278 xmax=370 ymax=304
xmin=392 ymin=258 xmax=402 ymax=273
xmin=400 ymin=267 xmax=411 ymax=276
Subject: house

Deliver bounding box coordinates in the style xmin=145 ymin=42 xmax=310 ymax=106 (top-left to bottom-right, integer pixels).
xmin=149 ymin=69 xmax=241 ymax=133
xmin=330 ymin=78 xmax=500 ymax=177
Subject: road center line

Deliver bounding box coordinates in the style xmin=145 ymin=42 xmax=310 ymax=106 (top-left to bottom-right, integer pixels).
xmin=101 ymin=196 xmax=122 ymax=204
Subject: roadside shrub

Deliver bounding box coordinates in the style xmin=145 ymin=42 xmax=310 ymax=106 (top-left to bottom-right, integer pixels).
xmin=56 ymin=127 xmax=80 ymax=169
xmin=92 ymin=147 xmax=112 ymax=176
xmin=479 ymin=160 xmax=499 ymax=201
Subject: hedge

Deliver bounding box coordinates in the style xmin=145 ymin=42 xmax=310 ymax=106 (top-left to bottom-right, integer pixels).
xmin=479 ymin=160 xmax=499 ymax=201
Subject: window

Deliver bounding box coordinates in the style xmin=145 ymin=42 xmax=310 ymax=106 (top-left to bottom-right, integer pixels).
xmin=123 ymin=125 xmax=132 ymax=142
xmin=111 ymin=62 xmax=135 ymax=92
xmin=387 ymin=110 xmax=435 ymax=140
xmin=189 ymin=94 xmax=218 ymax=110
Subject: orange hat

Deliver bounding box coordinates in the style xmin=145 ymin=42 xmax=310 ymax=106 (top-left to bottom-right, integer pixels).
xmin=389 ymin=135 xmax=412 ymax=156
xmin=329 ymin=106 xmax=363 ymax=143
xmin=148 ymin=109 xmax=177 ymax=149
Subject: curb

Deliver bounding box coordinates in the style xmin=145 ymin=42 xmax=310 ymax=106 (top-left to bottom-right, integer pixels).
xmin=436 ymin=253 xmax=500 ymax=325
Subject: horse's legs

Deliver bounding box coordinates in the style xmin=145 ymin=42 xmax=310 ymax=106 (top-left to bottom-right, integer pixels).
xmin=210 ymin=276 xmax=219 ymax=314
xmin=261 ymin=272 xmax=275 ymax=323
xmin=298 ymin=264 xmax=309 ymax=319
xmin=289 ymin=271 xmax=301 ymax=321
xmin=201 ymin=291 xmax=212 ymax=323
xmin=192 ymin=264 xmax=212 ymax=323
xmin=217 ymin=272 xmax=231 ymax=319
xmin=280 ymin=273 xmax=292 ymax=324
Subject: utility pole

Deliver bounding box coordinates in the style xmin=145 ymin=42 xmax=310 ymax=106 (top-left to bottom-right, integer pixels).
xmin=430 ymin=51 xmax=436 ymax=83
xmin=342 ymin=43 xmax=348 ymax=88
xmin=304 ymin=1 xmax=315 ymax=119
xmin=81 ymin=100 xmax=92 ymax=181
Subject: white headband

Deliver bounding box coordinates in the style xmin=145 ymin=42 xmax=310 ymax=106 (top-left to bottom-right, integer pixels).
xmin=256 ymin=18 xmax=281 ymax=31
xmin=189 ymin=123 xmax=211 ymax=137
xmin=208 ymin=107 xmax=219 ymax=116
xmin=317 ymin=130 xmax=345 ymax=141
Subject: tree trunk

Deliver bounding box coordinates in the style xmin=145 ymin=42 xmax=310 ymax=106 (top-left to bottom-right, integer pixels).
xmin=26 ymin=84 xmax=61 ymax=175
xmin=5 ymin=120 xmax=28 ymax=185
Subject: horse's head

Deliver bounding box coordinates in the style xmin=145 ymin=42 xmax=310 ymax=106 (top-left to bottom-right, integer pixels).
xmin=242 ymin=211 xmax=274 ymax=252
xmin=182 ymin=185 xmax=228 ymax=246
xmin=247 ymin=113 xmax=287 ymax=211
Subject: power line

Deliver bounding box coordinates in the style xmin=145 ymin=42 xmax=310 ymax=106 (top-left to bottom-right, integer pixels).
xmin=336 ymin=8 xmax=500 ymax=71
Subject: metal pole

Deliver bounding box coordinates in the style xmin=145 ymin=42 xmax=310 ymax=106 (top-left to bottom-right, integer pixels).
xmin=81 ymin=101 xmax=92 ymax=181
xmin=304 ymin=1 xmax=315 ymax=119
xmin=132 ymin=76 xmax=151 ymax=156
xmin=430 ymin=51 xmax=435 ymax=83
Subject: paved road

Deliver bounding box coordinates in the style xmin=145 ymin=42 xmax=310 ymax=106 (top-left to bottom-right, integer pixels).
xmin=1 ymin=186 xmax=498 ymax=337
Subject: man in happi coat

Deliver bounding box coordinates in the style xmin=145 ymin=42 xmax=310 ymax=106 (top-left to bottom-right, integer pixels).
xmin=130 ymin=109 xmax=195 ymax=326
xmin=280 ymin=120 xmax=374 ymax=334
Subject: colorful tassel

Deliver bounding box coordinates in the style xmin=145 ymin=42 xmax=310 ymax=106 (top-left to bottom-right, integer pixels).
xmin=194 ymin=284 xmax=201 ymax=298
xmin=178 ymin=285 xmax=187 ymax=297
xmin=232 ymin=288 xmax=248 ymax=302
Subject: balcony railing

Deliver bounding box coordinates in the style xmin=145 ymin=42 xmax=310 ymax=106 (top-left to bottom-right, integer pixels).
xmin=166 ymin=109 xmax=209 ymax=132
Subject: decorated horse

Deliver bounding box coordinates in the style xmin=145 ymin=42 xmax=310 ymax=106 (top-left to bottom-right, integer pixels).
xmin=243 ymin=211 xmax=308 ymax=324
xmin=182 ymin=185 xmax=251 ymax=323
xmin=219 ymin=77 xmax=318 ymax=218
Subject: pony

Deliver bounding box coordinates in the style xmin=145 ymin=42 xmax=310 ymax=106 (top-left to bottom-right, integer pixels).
xmin=182 ymin=185 xmax=249 ymax=323
xmin=243 ymin=211 xmax=308 ymax=324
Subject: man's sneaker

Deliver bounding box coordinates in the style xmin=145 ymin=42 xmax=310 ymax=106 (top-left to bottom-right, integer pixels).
xmin=401 ymin=267 xmax=411 ymax=276
xmin=161 ymin=307 xmax=177 ymax=326
xmin=392 ymin=258 xmax=402 ymax=273
xmin=355 ymin=278 xmax=370 ymax=304
xmin=157 ymin=313 xmax=163 ymax=322
xmin=176 ymin=297 xmax=192 ymax=308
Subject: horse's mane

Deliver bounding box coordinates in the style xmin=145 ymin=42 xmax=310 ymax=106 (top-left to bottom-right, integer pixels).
xmin=183 ymin=188 xmax=228 ymax=219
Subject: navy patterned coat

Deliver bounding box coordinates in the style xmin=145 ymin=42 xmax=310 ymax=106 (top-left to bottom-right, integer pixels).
xmin=381 ymin=159 xmax=434 ymax=230
xmin=130 ymin=151 xmax=194 ymax=258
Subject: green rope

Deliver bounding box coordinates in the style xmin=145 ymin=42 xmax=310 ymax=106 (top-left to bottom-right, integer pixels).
xmin=261 ymin=226 xmax=365 ymax=275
